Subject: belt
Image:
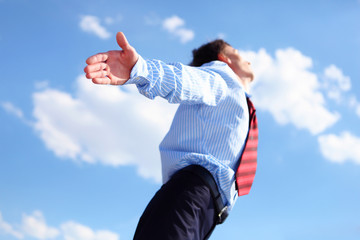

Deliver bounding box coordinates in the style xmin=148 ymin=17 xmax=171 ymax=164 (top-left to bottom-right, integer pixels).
xmin=181 ymin=165 xmax=229 ymax=224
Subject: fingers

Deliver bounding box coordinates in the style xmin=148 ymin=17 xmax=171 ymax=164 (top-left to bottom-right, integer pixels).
xmin=84 ymin=63 xmax=123 ymax=85
xmin=84 ymin=62 xmax=107 ymax=73
xmin=92 ymin=77 xmax=111 ymax=85
xmin=92 ymin=76 xmax=124 ymax=85
xmin=85 ymin=32 xmax=133 ymax=86
xmin=86 ymin=53 xmax=108 ymax=65
xmin=86 ymin=70 xmax=108 ymax=79
xmin=84 ymin=62 xmax=108 ymax=79
xmin=116 ymin=32 xmax=131 ymax=51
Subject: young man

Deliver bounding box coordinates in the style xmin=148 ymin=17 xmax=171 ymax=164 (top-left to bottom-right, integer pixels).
xmin=84 ymin=32 xmax=258 ymax=240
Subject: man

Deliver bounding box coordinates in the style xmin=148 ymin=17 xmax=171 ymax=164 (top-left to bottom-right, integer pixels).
xmin=84 ymin=32 xmax=257 ymax=240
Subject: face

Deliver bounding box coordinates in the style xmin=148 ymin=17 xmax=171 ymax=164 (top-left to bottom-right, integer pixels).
xmin=221 ymin=45 xmax=254 ymax=82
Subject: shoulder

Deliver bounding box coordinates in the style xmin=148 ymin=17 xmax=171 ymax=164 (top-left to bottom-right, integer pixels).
xmin=200 ymin=61 xmax=235 ymax=77
xmin=200 ymin=61 xmax=241 ymax=88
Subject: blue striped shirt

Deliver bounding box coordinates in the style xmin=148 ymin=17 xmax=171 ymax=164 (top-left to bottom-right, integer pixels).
xmin=127 ymin=55 xmax=250 ymax=210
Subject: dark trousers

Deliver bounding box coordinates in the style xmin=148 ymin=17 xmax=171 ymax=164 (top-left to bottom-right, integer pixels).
xmin=133 ymin=169 xmax=217 ymax=240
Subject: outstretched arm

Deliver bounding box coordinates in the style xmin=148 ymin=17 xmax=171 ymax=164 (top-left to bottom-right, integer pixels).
xmin=84 ymin=32 xmax=138 ymax=85
xmin=85 ymin=31 xmax=230 ymax=105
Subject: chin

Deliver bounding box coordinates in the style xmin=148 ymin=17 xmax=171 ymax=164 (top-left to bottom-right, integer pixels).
xmin=248 ymin=72 xmax=255 ymax=82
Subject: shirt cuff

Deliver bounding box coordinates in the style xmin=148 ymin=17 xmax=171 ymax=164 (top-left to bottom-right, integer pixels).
xmin=125 ymin=55 xmax=149 ymax=85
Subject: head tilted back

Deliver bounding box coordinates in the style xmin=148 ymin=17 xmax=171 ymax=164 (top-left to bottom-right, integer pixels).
xmin=190 ymin=39 xmax=230 ymax=67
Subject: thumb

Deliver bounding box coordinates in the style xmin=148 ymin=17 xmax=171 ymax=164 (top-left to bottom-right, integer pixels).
xmin=116 ymin=32 xmax=131 ymax=51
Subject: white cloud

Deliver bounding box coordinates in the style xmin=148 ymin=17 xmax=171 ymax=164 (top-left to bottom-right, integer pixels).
xmin=61 ymin=221 xmax=119 ymax=240
xmin=323 ymin=64 xmax=351 ymax=102
xmin=35 ymin=81 xmax=50 ymax=90
xmin=162 ymin=15 xmax=194 ymax=44
xmin=356 ymin=103 xmax=360 ymax=117
xmin=324 ymin=64 xmax=351 ymax=91
xmin=104 ymin=15 xmax=122 ymax=25
xmin=163 ymin=15 xmax=184 ymax=32
xmin=144 ymin=12 xmax=162 ymax=26
xmin=0 ymin=212 xmax=23 ymax=239
xmin=349 ymin=96 xmax=360 ymax=118
xmin=0 ymin=210 xmax=119 ymax=240
xmin=1 ymin=101 xmax=24 ymax=119
xmin=241 ymin=48 xmax=340 ymax=135
xmin=79 ymin=15 xmax=111 ymax=39
xmin=104 ymin=17 xmax=114 ymax=25
xmin=32 ymin=75 xmax=177 ymax=182
xmin=21 ymin=211 xmax=59 ymax=239
xmin=217 ymin=32 xmax=226 ymax=40
xmin=174 ymin=28 xmax=195 ymax=44
xmin=318 ymin=131 xmax=360 ymax=164
xmin=321 ymin=65 xmax=360 ymax=118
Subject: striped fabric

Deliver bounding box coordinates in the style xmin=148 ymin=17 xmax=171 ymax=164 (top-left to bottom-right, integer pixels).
xmin=236 ymin=97 xmax=258 ymax=196
xmin=127 ymin=55 xmax=253 ymax=210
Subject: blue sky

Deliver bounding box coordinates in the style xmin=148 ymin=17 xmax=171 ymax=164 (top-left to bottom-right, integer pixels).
xmin=0 ymin=0 xmax=359 ymax=239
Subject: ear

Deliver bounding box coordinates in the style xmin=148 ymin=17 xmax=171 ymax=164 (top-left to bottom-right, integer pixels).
xmin=218 ymin=53 xmax=231 ymax=65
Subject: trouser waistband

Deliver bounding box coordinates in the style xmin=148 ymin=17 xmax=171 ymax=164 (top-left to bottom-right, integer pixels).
xmin=180 ymin=165 xmax=229 ymax=224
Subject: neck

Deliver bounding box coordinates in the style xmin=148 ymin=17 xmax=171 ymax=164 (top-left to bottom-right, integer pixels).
xmin=238 ymin=76 xmax=252 ymax=93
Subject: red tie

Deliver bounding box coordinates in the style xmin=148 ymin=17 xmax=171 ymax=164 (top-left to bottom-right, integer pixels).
xmin=236 ymin=97 xmax=258 ymax=196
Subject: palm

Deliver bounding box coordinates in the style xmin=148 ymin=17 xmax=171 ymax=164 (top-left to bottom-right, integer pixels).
xmin=105 ymin=49 xmax=137 ymax=84
xmin=84 ymin=32 xmax=138 ymax=85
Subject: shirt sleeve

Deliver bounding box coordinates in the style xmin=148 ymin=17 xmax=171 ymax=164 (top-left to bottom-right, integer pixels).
xmin=125 ymin=55 xmax=229 ymax=106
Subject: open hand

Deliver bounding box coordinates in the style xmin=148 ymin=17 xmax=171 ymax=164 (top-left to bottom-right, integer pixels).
xmin=84 ymin=32 xmax=138 ymax=85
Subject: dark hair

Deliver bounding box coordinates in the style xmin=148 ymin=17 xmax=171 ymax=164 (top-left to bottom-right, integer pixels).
xmin=189 ymin=39 xmax=230 ymax=67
